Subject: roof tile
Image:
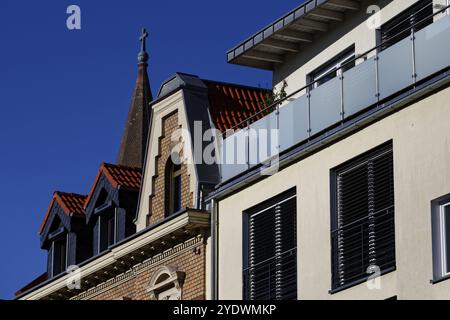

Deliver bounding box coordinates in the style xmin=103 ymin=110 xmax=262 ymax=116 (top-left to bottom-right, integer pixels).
xmin=39 ymin=192 xmax=87 ymax=235
xmin=204 ymin=81 xmax=270 ymax=132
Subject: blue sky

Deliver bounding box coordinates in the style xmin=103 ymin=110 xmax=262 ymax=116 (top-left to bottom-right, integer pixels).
xmin=0 ymin=0 xmax=302 ymax=299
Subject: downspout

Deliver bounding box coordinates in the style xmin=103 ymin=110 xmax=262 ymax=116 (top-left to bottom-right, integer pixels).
xmin=210 ymin=197 xmax=219 ymax=300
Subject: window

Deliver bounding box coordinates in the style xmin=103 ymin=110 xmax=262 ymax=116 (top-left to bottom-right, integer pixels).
xmin=431 ymin=194 xmax=450 ymax=280
xmin=331 ymin=142 xmax=395 ymax=291
xmin=378 ymin=0 xmax=433 ymax=51
xmin=99 ymin=210 xmax=116 ymax=252
xmin=308 ymin=46 xmax=355 ymax=89
xmin=243 ymin=188 xmax=297 ymax=300
xmin=166 ymin=160 xmax=182 ymax=216
xmin=147 ymin=266 xmax=185 ymax=300
xmin=52 ymin=236 xmax=67 ymax=276
xmin=106 ymin=213 xmax=116 ymax=247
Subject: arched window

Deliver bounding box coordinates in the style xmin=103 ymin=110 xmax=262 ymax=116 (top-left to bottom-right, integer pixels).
xmin=147 ymin=266 xmax=185 ymax=300
xmin=165 ymin=160 xmax=182 ymax=216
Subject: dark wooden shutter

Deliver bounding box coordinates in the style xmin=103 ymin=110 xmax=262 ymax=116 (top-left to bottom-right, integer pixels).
xmin=66 ymin=232 xmax=77 ymax=267
xmin=244 ymin=189 xmax=297 ymax=300
xmin=332 ymin=143 xmax=395 ymax=290
xmin=380 ymin=0 xmax=433 ymax=50
xmin=47 ymin=245 xmax=54 ymax=278
xmin=116 ymin=208 xmax=126 ymax=242
xmin=93 ymin=216 xmax=101 ymax=255
xmin=52 ymin=237 xmax=67 ymax=276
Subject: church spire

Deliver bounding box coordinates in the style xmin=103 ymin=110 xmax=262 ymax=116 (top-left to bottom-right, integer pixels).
xmin=116 ymin=28 xmax=153 ymax=169
xmin=138 ymin=28 xmax=149 ymax=65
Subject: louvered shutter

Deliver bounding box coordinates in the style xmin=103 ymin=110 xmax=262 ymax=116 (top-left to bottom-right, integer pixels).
xmin=244 ymin=189 xmax=297 ymax=300
xmin=380 ymin=0 xmax=433 ymax=51
xmin=332 ymin=144 xmax=395 ymax=289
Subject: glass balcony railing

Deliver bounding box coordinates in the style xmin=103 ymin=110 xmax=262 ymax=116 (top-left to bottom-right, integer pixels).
xmin=219 ymin=10 xmax=450 ymax=182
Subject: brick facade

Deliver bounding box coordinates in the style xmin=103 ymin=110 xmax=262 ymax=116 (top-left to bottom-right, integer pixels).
xmin=70 ymin=110 xmax=204 ymax=301
xmin=72 ymin=237 xmax=206 ymax=300
xmin=147 ymin=111 xmax=193 ymax=226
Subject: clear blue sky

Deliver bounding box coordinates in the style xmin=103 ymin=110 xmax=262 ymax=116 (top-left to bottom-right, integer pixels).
xmin=0 ymin=0 xmax=302 ymax=299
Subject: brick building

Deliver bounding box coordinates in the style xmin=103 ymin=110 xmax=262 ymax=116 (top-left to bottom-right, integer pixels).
xmin=16 ymin=29 xmax=269 ymax=300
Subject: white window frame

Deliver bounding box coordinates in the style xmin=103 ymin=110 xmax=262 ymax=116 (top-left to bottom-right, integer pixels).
xmin=439 ymin=201 xmax=450 ymax=277
xmin=309 ymin=48 xmax=355 ymax=89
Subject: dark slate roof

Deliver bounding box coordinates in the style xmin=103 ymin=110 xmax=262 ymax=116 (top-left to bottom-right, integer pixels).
xmin=39 ymin=192 xmax=87 ymax=235
xmin=157 ymin=72 xmax=207 ymax=98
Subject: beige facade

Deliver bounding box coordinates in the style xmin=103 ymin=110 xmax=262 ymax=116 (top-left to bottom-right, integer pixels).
xmin=217 ymin=87 xmax=450 ymax=299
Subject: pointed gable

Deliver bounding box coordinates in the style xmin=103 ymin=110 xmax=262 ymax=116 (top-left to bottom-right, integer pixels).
xmin=39 ymin=192 xmax=87 ymax=235
xmin=84 ymin=163 xmax=142 ymax=221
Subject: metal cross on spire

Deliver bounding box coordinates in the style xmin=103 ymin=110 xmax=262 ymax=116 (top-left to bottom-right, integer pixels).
xmin=139 ymin=28 xmax=149 ymax=52
xmin=138 ymin=28 xmax=149 ymax=64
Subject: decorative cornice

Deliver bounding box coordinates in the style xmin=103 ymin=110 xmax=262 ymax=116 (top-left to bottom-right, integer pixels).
xmin=19 ymin=209 xmax=209 ymax=300
xmin=71 ymin=236 xmax=202 ymax=300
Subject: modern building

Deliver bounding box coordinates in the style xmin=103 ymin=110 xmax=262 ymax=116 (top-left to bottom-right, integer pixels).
xmin=208 ymin=0 xmax=450 ymax=300
xmin=15 ymin=30 xmax=269 ymax=300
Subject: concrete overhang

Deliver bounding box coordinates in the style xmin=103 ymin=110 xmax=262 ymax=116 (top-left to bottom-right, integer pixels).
xmin=227 ymin=0 xmax=363 ymax=70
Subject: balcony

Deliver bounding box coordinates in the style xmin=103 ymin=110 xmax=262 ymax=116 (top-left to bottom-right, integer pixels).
xmin=219 ymin=12 xmax=450 ymax=183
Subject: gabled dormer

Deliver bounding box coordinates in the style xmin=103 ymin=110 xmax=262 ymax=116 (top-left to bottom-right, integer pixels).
xmin=84 ymin=163 xmax=141 ymax=255
xmin=39 ymin=192 xmax=91 ymax=278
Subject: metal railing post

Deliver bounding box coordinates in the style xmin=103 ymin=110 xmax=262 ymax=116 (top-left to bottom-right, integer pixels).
xmin=218 ymin=135 xmax=223 ymax=181
xmin=340 ymin=71 xmax=345 ymax=121
xmin=375 ymin=53 xmax=380 ymax=102
xmin=276 ymin=103 xmax=280 ymax=159
xmin=411 ymin=27 xmax=417 ymax=85
xmin=307 ymin=88 xmax=312 ymax=137
xmin=246 ymin=120 xmax=250 ymax=170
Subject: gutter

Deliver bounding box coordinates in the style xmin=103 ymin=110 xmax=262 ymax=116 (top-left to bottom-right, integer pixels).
xmin=210 ymin=198 xmax=219 ymax=300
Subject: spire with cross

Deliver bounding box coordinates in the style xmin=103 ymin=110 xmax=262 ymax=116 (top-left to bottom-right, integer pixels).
xmin=117 ymin=27 xmax=153 ymax=168
xmin=138 ymin=28 xmax=149 ymax=64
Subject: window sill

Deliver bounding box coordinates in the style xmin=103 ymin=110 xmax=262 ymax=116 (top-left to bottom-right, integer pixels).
xmin=329 ymin=266 xmax=396 ymax=295
xmin=430 ymin=274 xmax=450 ymax=285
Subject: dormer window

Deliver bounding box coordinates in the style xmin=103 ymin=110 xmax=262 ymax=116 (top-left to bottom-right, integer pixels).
xmin=166 ymin=160 xmax=182 ymax=216
xmin=52 ymin=236 xmax=67 ymax=276
xmin=106 ymin=211 xmax=116 ymax=247
xmin=84 ymin=163 xmax=140 ymax=256
xmin=40 ymin=192 xmax=90 ymax=279
xmin=98 ymin=207 xmax=117 ymax=252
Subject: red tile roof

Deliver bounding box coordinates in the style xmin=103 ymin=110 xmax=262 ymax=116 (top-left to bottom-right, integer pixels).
xmin=15 ymin=272 xmax=48 ymax=297
xmin=204 ymin=81 xmax=271 ymax=132
xmin=39 ymin=163 xmax=141 ymax=235
xmin=84 ymin=163 xmax=142 ymax=208
xmin=39 ymin=192 xmax=87 ymax=235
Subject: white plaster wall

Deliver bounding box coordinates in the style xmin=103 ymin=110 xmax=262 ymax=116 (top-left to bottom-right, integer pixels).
xmin=218 ymin=87 xmax=450 ymax=299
